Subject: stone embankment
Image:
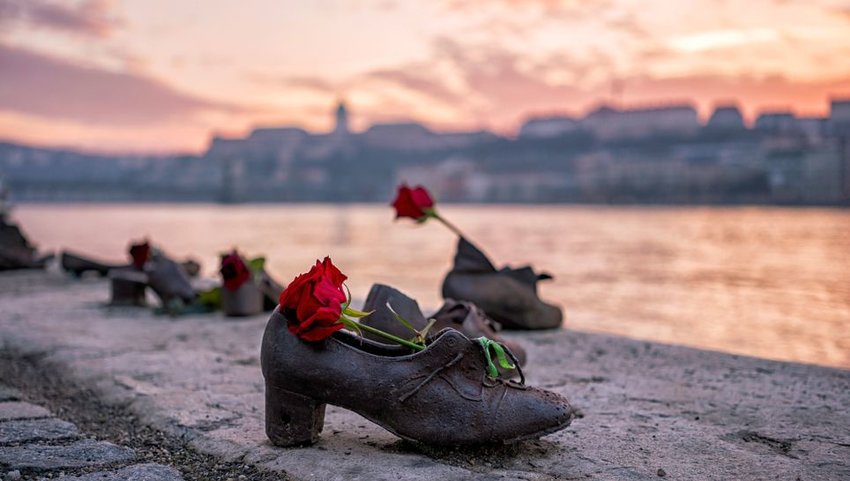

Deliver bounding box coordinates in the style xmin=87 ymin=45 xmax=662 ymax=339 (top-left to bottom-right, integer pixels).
xmin=1 ymin=271 xmax=848 ymax=480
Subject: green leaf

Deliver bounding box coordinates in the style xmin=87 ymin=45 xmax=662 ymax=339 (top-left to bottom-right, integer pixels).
xmin=340 ymin=316 xmax=363 ymax=336
xmin=490 ymin=341 xmax=516 ymax=370
xmin=343 ymin=306 xmax=373 ymax=318
xmin=477 ymin=338 xmax=499 ymax=378
xmin=476 ymin=337 xmax=516 ymax=378
xmin=247 ymin=256 xmax=266 ymax=274
xmin=197 ymin=286 xmax=222 ymax=309
xmin=386 ymin=302 xmax=416 ymax=333
xmin=418 ymin=318 xmax=437 ymax=341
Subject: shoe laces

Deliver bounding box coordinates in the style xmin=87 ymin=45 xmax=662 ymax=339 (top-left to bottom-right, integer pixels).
xmin=477 ymin=337 xmax=525 ymax=386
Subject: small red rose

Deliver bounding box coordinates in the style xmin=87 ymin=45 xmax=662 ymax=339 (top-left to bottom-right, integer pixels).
xmin=390 ymin=183 xmax=464 ymax=236
xmin=220 ymin=251 xmax=252 ymax=292
xmin=279 ymin=257 xmax=348 ymax=342
xmin=128 ymin=241 xmax=151 ymax=270
xmin=391 ymin=184 xmax=435 ymax=221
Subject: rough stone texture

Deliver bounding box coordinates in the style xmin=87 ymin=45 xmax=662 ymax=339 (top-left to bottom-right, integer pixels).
xmin=39 ymin=463 xmax=184 ymax=481
xmin=0 ymin=403 xmax=50 ymax=422
xmin=4 ymin=470 xmax=22 ymax=481
xmin=1 ymin=271 xmax=849 ymax=480
xmin=0 ymin=439 xmax=135 ymax=471
xmin=0 ymin=418 xmax=79 ymax=445
xmin=0 ymin=387 xmax=21 ymax=402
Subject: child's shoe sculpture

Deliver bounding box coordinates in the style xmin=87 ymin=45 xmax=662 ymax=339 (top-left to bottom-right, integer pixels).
xmin=361 ymin=283 xmax=527 ymax=365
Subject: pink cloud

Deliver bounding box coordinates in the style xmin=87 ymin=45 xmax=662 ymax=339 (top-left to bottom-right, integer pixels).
xmin=0 ymin=0 xmax=121 ymax=38
xmin=0 ymin=44 xmax=246 ymax=126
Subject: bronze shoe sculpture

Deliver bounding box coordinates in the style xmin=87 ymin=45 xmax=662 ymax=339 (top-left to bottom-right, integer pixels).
xmin=219 ymin=251 xmax=285 ymax=316
xmin=61 ymin=251 xmax=201 ymax=279
xmin=442 ymin=237 xmax=562 ymax=330
xmin=361 ymin=283 xmax=527 ymax=366
xmin=0 ymin=213 xmax=52 ymax=270
xmin=61 ymin=251 xmax=123 ymax=277
xmin=261 ymin=307 xmax=575 ymax=447
xmin=225 ymin=269 xmax=284 ymax=314
xmin=146 ymin=252 xmax=195 ymax=309
xmin=108 ymin=267 xmax=148 ymax=306
xmin=258 ymin=270 xmax=285 ymax=311
xmin=432 ymin=298 xmax=527 ymax=366
xmin=220 ymin=252 xmax=263 ymax=317
xmin=221 ymin=281 xmax=264 ymax=316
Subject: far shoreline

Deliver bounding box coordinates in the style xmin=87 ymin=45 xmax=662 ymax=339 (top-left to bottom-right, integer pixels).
xmin=9 ymin=200 xmax=850 ymax=209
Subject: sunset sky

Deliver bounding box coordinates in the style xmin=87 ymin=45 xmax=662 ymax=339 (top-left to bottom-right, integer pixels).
xmin=2 ymin=0 xmax=850 ymax=153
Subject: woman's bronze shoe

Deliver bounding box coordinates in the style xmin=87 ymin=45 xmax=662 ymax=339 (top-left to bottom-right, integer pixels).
xmin=261 ymin=308 xmax=575 ymax=447
xmin=442 ymin=237 xmax=562 ymax=330
xmin=361 ymin=284 xmax=527 ymax=366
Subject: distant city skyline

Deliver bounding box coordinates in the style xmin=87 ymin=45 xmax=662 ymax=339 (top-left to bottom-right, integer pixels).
xmin=1 ymin=0 xmax=850 ymax=154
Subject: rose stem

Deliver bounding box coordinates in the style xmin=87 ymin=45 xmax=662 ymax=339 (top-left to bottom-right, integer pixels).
xmin=433 ymin=214 xmax=464 ymax=238
xmin=352 ymin=321 xmax=425 ymax=352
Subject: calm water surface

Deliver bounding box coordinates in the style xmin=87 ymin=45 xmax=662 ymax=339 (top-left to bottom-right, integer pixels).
xmin=13 ymin=204 xmax=850 ymax=369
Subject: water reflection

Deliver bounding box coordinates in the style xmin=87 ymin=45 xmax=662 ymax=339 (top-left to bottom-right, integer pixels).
xmin=12 ymin=203 xmax=850 ymax=368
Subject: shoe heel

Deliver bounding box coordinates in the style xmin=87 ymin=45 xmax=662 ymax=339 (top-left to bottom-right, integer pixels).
xmin=265 ymin=384 xmax=326 ymax=447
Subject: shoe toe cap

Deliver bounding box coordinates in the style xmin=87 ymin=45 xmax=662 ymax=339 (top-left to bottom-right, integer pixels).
xmin=503 ymin=387 xmax=575 ymax=442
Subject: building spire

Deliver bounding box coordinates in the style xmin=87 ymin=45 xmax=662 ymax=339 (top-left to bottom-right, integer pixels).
xmin=334 ymin=99 xmax=349 ymax=135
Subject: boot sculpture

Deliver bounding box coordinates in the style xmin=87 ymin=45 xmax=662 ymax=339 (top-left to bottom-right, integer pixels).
xmin=390 ymin=184 xmax=563 ymax=330
xmin=219 ymin=251 xmax=284 ymax=316
xmin=442 ymin=237 xmax=562 ymax=330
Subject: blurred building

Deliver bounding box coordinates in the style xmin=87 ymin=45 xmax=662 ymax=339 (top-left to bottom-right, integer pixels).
xmin=829 ymin=98 xmax=850 ymax=201
xmin=706 ymin=104 xmax=746 ymax=132
xmin=755 ymin=111 xmax=798 ymax=133
xmin=581 ymin=104 xmax=700 ymax=140
xmin=831 ymin=98 xmax=850 ymax=126
xmin=518 ymin=116 xmax=578 ymax=139
xmin=2 ymin=96 xmax=850 ymax=205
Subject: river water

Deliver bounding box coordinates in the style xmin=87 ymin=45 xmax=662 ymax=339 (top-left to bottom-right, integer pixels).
xmin=12 ymin=203 xmax=850 ymax=368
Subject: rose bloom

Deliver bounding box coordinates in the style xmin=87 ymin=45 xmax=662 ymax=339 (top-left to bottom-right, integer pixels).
xmin=128 ymin=241 xmax=150 ymax=270
xmin=391 ymin=184 xmax=434 ymax=220
xmin=279 ymin=257 xmax=348 ymax=342
xmin=220 ymin=251 xmax=251 ymax=291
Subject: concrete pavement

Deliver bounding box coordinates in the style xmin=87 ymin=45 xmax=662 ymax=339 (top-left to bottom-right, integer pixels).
xmin=1 ymin=270 xmax=848 ymax=480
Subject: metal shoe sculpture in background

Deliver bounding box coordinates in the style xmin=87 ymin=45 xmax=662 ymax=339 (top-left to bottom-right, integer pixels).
xmin=0 ymin=182 xmax=52 ymax=271
xmin=442 ymin=236 xmax=562 ymax=330
xmin=390 ymin=183 xmax=563 ymax=330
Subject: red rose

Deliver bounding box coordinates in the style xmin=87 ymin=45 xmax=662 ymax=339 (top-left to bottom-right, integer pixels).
xmin=391 ymin=184 xmax=435 ymax=220
xmin=279 ymin=257 xmax=348 ymax=342
xmin=220 ymin=251 xmax=252 ymax=291
xmin=128 ymin=241 xmax=150 ymax=270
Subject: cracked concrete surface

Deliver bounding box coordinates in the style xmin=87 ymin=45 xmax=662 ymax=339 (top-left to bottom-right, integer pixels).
xmin=1 ymin=270 xmax=849 ymax=480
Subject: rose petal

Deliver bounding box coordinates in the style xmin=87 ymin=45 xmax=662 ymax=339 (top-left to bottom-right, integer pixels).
xmin=320 ymin=256 xmax=348 ymax=287
xmin=410 ymin=186 xmax=434 ymax=209
xmin=297 ymin=322 xmax=345 ymax=341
